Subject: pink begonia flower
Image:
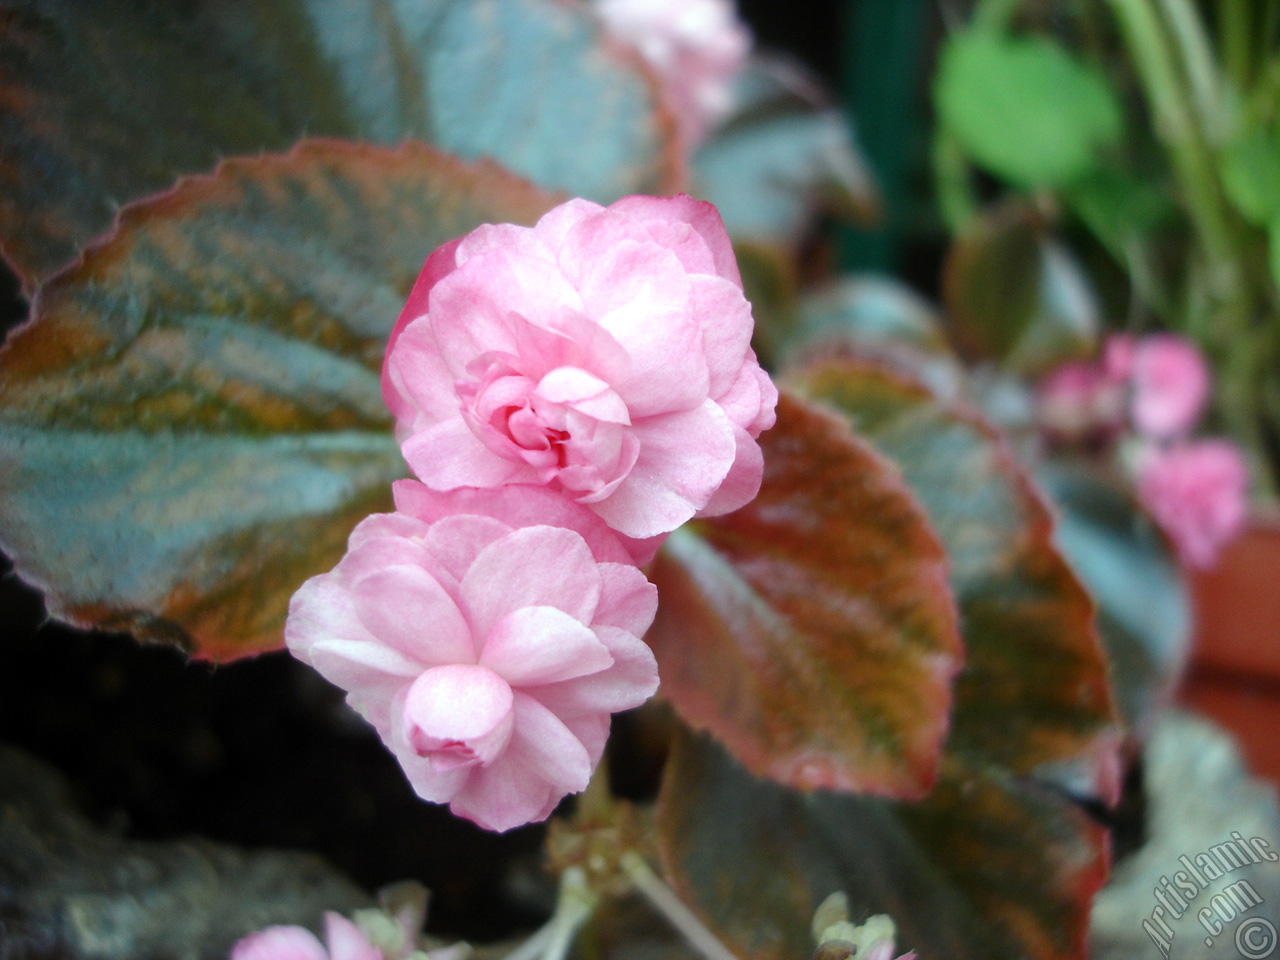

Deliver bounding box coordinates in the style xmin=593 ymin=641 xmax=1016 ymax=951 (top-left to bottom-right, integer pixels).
xmin=1128 ymin=333 xmax=1210 ymax=438
xmin=596 ymin=0 xmax=750 ymax=147
xmin=1135 ymin=439 xmax=1249 ymax=569
xmin=231 ymin=914 xmax=380 ymax=960
xmin=382 ymin=195 xmax=777 ymax=541
xmin=1036 ymin=359 xmax=1125 ymax=439
xmin=285 ymin=481 xmax=660 ymax=832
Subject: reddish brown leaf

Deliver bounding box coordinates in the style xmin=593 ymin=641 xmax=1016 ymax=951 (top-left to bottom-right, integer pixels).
xmin=649 ymin=390 xmax=963 ymax=798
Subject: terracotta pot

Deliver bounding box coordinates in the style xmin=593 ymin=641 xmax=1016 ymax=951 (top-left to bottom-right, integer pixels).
xmin=1188 ymin=513 xmax=1280 ymax=679
xmin=1180 ymin=513 xmax=1280 ymax=785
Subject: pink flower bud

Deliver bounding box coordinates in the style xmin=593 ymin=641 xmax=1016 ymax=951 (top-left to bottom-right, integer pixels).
xmin=383 ymin=195 xmax=777 ymax=542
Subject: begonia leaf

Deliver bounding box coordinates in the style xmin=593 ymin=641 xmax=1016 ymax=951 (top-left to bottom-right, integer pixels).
xmin=0 ymin=0 xmax=678 ymax=290
xmin=654 ymin=360 xmax=1120 ymax=960
xmin=0 ymin=140 xmax=557 ymax=661
xmin=792 ymin=359 xmax=1120 ymax=798
xmin=648 ymin=390 xmax=964 ymax=799
xmin=943 ymin=205 xmax=1099 ymax=373
xmin=657 ymin=728 xmax=1110 ymax=960
xmin=695 ymin=56 xmax=878 ymax=245
xmin=1037 ymin=462 xmax=1191 ymax=742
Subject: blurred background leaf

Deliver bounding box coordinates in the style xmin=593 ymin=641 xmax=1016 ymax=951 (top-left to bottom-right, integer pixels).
xmin=0 ymin=0 xmax=679 ymax=290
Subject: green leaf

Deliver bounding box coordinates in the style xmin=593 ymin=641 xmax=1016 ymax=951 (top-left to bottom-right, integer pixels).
xmin=943 ymin=205 xmax=1099 ymax=373
xmin=1221 ymin=125 xmax=1280 ymax=226
xmin=658 ymin=729 xmax=1110 ymax=960
xmin=648 ymin=391 xmax=963 ymax=798
xmin=935 ymin=31 xmax=1123 ymax=188
xmin=1064 ymin=165 xmax=1175 ymax=259
xmin=790 ymin=359 xmax=1120 ymax=799
xmin=1271 ymin=218 xmax=1280 ymax=290
xmin=694 ymin=56 xmax=878 ymax=244
xmin=0 ymin=0 xmax=679 ymax=289
xmin=0 ymin=140 xmax=557 ymax=661
xmin=1037 ymin=462 xmax=1191 ymax=741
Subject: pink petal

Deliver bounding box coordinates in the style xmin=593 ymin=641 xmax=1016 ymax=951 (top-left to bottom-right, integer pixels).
xmin=590 ymin=400 xmax=736 ymax=538
xmin=608 ymin=195 xmax=741 ymax=286
xmin=231 ymin=926 xmax=329 ymax=960
xmin=346 ymin=511 xmax=432 ymax=552
xmin=447 ymin=753 xmax=558 ymax=833
xmin=459 ymin=527 xmax=603 ymax=638
xmin=561 ymin=713 xmax=611 ymax=767
xmin=385 ymin=316 xmax=464 ymax=430
xmin=508 ymin=692 xmax=594 ymax=792
xmin=401 ymin=664 xmax=515 ymax=766
xmin=1131 ymin=334 xmax=1211 ymax=437
xmin=455 ymin=222 xmax=554 ymax=267
xmin=285 ymin=572 xmax=372 ymax=664
xmin=391 ymin=482 xmax=637 ymax=566
xmin=324 ymin=914 xmax=382 ymax=960
xmin=527 ymin=626 xmax=659 ymax=718
xmin=351 ymin=566 xmax=475 ymax=665
xmin=534 ymin=367 xmax=631 ymax=424
xmin=534 ymin=198 xmax=606 ymax=249
xmin=594 ymin=562 xmax=659 ymax=635
xmin=479 ymin=606 xmax=614 ymax=686
xmin=696 ymin=424 xmax=764 ymax=517
xmin=402 ymin=418 xmax=540 ymax=491
xmin=383 ymin=237 xmax=463 ymax=407
xmin=421 ymin=514 xmax=514 ymax=583
xmin=687 ymin=274 xmax=754 ymax=396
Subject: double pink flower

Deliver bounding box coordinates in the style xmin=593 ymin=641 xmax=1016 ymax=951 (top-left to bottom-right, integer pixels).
xmin=286 ymin=196 xmax=775 ymax=832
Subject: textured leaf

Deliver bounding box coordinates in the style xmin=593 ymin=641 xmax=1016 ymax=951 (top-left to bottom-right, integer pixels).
xmin=935 ymin=30 xmax=1122 ymax=188
xmin=791 ymin=359 xmax=1120 ymax=800
xmin=695 ymin=56 xmax=878 ymax=244
xmin=0 ymin=0 xmax=678 ymax=289
xmin=943 ymin=205 xmax=1099 ymax=372
xmin=658 ymin=729 xmax=1110 ymax=960
xmin=0 ymin=140 xmax=557 ymax=661
xmin=654 ymin=361 xmax=1120 ymax=960
xmin=1037 ymin=462 xmax=1190 ymax=742
xmin=648 ymin=391 xmax=963 ymax=798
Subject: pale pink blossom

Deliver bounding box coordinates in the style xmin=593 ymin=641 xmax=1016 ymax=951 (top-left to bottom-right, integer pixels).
xmin=596 ymin=0 xmax=750 ymax=146
xmin=1128 ymin=333 xmax=1210 ymax=438
xmin=285 ymin=482 xmax=660 ymax=832
xmin=1036 ymin=360 xmax=1125 ymax=440
xmin=1135 ymin=439 xmax=1249 ymax=569
xmin=383 ymin=195 xmax=777 ymax=541
xmin=231 ymin=914 xmax=380 ymax=960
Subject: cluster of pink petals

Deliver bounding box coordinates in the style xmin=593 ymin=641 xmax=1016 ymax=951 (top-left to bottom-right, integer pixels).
xmin=231 ymin=913 xmax=384 ymax=960
xmin=1110 ymin=333 xmax=1210 ymax=437
xmin=1136 ymin=440 xmax=1249 ymax=569
xmin=595 ymin=0 xmax=750 ymax=147
xmin=383 ymin=195 xmax=776 ymax=542
xmin=286 ymin=482 xmax=659 ymax=832
xmin=1037 ymin=332 xmax=1247 ymax=568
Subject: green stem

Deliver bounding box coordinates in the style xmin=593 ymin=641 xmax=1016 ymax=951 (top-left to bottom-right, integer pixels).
xmin=932 ymin=133 xmax=978 ymax=233
xmin=1106 ymin=0 xmax=1237 ymax=271
xmin=621 ymin=853 xmax=739 ymax=960
xmin=1219 ymin=0 xmax=1253 ymax=92
xmin=972 ymin=0 xmax=1024 ymax=32
xmin=1157 ymin=0 xmax=1222 ymax=135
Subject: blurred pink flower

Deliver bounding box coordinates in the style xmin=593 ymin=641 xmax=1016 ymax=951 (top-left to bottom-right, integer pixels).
xmin=383 ymin=195 xmax=776 ymax=541
xmin=1136 ymin=440 xmax=1249 ymax=569
xmin=1128 ymin=333 xmax=1210 ymax=438
xmin=596 ymin=0 xmax=750 ymax=146
xmin=285 ymin=482 xmax=659 ymax=832
xmin=231 ymin=914 xmax=380 ymax=960
xmin=1036 ymin=360 xmax=1125 ymax=439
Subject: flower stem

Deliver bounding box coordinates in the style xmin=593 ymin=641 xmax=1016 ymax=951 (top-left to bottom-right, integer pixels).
xmin=620 ymin=852 xmax=738 ymax=960
xmin=540 ymin=867 xmax=598 ymax=960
